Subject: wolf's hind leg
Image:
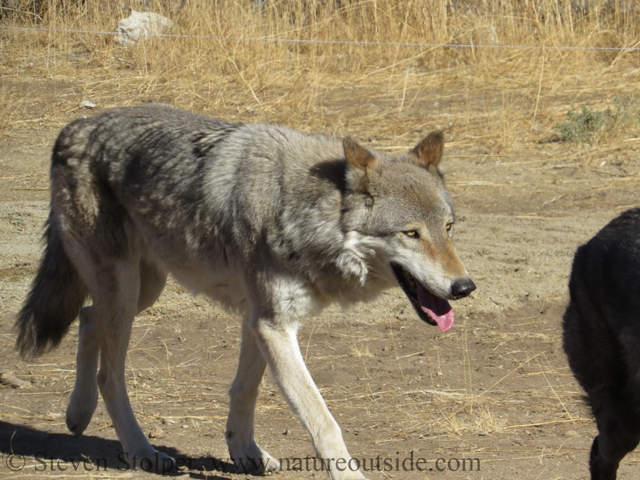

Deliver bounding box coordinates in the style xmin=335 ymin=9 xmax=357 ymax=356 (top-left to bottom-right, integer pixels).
xmin=93 ymin=260 xmax=174 ymax=471
xmin=66 ymin=258 xmax=166 ymax=437
xmin=66 ymin=306 xmax=99 ymax=436
xmin=226 ymin=321 xmax=280 ymax=474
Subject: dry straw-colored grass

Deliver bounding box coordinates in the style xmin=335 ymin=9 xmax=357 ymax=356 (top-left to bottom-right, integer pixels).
xmin=1 ymin=0 xmax=639 ymax=147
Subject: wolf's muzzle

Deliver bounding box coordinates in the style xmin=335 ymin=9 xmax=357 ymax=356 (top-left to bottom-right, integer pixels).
xmin=451 ymin=278 xmax=476 ymax=299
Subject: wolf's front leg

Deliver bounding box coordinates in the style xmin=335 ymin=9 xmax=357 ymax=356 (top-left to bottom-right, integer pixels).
xmin=251 ymin=317 xmax=368 ymax=480
xmin=226 ymin=322 xmax=280 ymax=474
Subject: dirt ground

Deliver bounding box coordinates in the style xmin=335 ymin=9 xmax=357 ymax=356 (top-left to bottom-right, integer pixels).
xmin=2 ymin=101 xmax=640 ymax=480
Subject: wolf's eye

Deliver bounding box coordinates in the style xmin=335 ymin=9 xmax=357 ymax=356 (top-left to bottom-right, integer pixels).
xmin=446 ymin=223 xmax=453 ymax=232
xmin=403 ymin=230 xmax=419 ymax=239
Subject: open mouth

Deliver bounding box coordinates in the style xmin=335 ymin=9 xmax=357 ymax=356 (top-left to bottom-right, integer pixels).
xmin=390 ymin=263 xmax=454 ymax=332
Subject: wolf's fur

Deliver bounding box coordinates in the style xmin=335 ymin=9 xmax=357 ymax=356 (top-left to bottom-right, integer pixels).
xmin=563 ymin=208 xmax=640 ymax=480
xmin=16 ymin=104 xmax=474 ymax=479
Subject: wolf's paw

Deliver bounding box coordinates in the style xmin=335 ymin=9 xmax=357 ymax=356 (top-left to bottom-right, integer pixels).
xmin=335 ymin=232 xmax=377 ymax=285
xmin=66 ymin=389 xmax=98 ymax=436
xmin=229 ymin=441 xmax=280 ymax=474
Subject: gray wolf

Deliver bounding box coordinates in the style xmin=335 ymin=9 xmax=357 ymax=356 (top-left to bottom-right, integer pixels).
xmin=563 ymin=207 xmax=640 ymax=480
xmin=16 ymin=104 xmax=475 ymax=479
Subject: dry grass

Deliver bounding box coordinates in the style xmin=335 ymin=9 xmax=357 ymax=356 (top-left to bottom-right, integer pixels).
xmin=1 ymin=0 xmax=639 ymax=149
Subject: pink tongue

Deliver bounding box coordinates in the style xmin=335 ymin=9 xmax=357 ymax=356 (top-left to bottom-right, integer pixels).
xmin=417 ymin=284 xmax=454 ymax=332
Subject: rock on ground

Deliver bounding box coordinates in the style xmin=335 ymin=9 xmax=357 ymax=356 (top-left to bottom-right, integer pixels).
xmin=115 ymin=10 xmax=173 ymax=46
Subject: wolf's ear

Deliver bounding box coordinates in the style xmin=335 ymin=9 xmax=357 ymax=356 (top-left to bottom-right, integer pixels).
xmin=343 ymin=137 xmax=379 ymax=172
xmin=411 ymin=130 xmax=444 ymax=171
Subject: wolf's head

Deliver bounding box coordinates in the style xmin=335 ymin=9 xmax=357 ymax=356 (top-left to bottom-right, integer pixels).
xmin=341 ymin=131 xmax=475 ymax=332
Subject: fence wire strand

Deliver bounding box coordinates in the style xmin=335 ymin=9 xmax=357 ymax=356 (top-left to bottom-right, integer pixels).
xmin=1 ymin=24 xmax=640 ymax=52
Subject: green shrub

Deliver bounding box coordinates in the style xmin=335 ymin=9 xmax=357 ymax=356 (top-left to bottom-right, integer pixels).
xmin=555 ymin=99 xmax=639 ymax=143
xmin=555 ymin=106 xmax=607 ymax=143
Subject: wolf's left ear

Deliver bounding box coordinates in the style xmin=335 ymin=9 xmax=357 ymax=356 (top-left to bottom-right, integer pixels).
xmin=410 ymin=130 xmax=444 ymax=172
xmin=344 ymin=137 xmax=379 ymax=172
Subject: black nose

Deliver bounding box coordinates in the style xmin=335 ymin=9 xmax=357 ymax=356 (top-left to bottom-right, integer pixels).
xmin=451 ymin=278 xmax=476 ymax=299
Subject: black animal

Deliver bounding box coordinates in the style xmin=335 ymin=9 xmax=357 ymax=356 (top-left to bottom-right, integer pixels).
xmin=563 ymin=207 xmax=640 ymax=480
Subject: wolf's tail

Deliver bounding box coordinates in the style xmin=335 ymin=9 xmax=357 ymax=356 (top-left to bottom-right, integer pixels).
xmin=15 ymin=213 xmax=88 ymax=359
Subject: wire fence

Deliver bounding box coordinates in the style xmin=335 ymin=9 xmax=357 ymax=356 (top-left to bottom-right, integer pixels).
xmin=2 ymin=24 xmax=640 ymax=52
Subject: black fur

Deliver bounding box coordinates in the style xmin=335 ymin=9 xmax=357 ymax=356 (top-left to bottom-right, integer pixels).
xmin=15 ymin=213 xmax=88 ymax=359
xmin=563 ymin=207 xmax=640 ymax=480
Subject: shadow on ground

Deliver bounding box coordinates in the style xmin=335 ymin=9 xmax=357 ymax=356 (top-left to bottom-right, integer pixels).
xmin=0 ymin=420 xmax=237 ymax=478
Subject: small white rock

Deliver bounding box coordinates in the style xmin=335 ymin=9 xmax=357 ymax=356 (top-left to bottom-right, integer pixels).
xmin=80 ymin=100 xmax=96 ymax=109
xmin=115 ymin=11 xmax=173 ymax=46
